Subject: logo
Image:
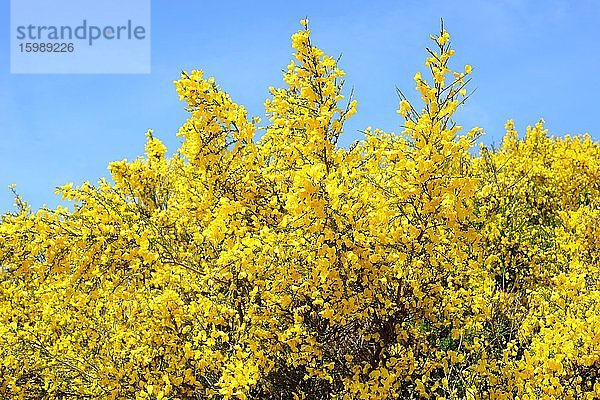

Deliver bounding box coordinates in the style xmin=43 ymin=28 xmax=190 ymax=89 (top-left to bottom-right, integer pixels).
xmin=10 ymin=0 xmax=151 ymax=74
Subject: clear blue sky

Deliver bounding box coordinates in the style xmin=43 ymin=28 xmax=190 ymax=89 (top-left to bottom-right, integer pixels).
xmin=1 ymin=0 xmax=599 ymax=213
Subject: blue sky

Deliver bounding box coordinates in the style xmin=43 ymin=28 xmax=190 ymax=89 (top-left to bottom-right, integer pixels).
xmin=1 ymin=0 xmax=599 ymax=213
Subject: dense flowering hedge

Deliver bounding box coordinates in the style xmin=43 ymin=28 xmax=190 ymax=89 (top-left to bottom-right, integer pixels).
xmin=1 ymin=20 xmax=599 ymax=399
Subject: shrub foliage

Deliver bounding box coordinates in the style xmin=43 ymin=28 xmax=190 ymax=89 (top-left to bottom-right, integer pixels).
xmin=1 ymin=20 xmax=599 ymax=399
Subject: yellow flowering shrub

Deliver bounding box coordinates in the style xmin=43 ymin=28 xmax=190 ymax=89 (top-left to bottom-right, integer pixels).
xmin=1 ymin=20 xmax=599 ymax=399
xmin=472 ymin=121 xmax=600 ymax=399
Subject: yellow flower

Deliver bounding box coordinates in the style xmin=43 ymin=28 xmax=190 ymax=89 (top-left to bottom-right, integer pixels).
xmin=437 ymin=29 xmax=450 ymax=45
